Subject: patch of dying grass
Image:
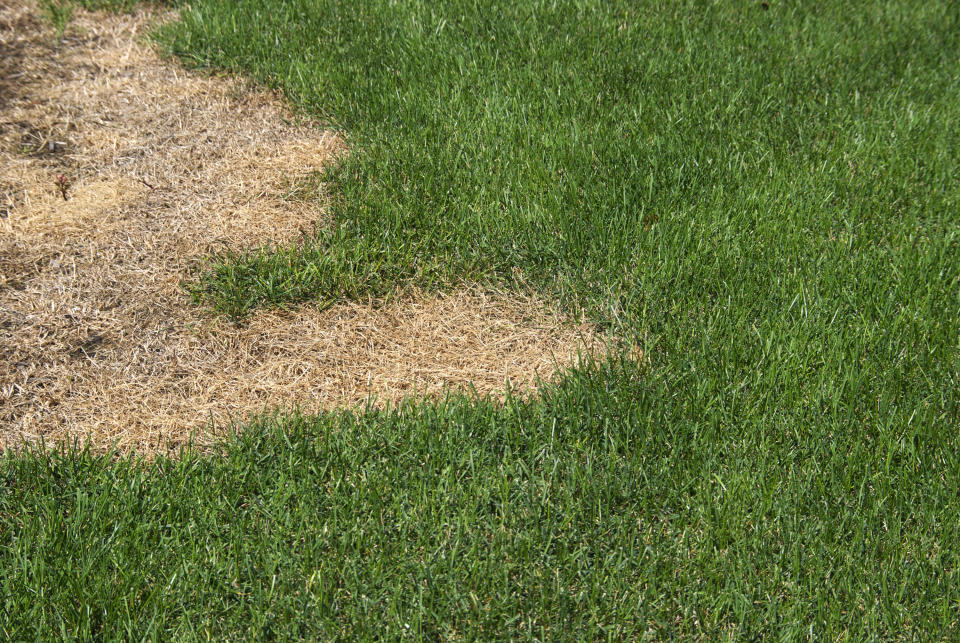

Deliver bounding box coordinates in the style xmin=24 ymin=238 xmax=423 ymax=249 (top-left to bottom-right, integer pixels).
xmin=0 ymin=0 xmax=608 ymax=454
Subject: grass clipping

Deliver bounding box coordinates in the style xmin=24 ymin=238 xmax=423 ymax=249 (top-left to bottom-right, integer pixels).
xmin=0 ymin=1 xmax=608 ymax=453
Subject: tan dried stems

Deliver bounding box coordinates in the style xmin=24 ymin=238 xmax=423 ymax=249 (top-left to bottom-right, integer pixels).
xmin=0 ymin=1 xmax=608 ymax=454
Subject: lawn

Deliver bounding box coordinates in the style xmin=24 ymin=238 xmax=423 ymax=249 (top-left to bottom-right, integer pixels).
xmin=2 ymin=0 xmax=959 ymax=638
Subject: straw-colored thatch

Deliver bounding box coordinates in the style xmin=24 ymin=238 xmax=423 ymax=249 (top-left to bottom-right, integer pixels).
xmin=0 ymin=1 xmax=609 ymax=454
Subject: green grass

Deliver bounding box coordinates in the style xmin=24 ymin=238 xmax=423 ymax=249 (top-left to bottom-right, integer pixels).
xmin=39 ymin=0 xmax=74 ymax=37
xmin=4 ymin=373 xmax=958 ymax=639
xmin=3 ymin=0 xmax=960 ymax=638
xmin=39 ymin=0 xmax=165 ymax=28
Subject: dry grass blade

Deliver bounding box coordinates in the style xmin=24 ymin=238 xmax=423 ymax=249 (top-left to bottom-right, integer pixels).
xmin=0 ymin=1 xmax=609 ymax=454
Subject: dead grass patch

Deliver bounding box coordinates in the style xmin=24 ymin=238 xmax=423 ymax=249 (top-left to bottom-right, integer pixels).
xmin=0 ymin=1 xmax=609 ymax=454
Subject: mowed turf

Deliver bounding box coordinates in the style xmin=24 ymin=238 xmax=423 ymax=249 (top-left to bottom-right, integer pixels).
xmin=3 ymin=0 xmax=960 ymax=638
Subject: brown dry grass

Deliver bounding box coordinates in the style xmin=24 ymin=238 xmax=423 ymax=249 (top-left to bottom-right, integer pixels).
xmin=0 ymin=1 xmax=609 ymax=454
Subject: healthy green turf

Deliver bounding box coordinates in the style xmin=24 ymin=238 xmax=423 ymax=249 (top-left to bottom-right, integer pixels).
xmin=3 ymin=0 xmax=959 ymax=638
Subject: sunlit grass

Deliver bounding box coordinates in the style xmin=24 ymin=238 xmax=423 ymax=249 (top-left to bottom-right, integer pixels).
xmin=2 ymin=0 xmax=959 ymax=638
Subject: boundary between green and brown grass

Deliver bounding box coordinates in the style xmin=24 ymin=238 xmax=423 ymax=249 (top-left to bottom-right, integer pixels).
xmin=2 ymin=0 xmax=959 ymax=638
